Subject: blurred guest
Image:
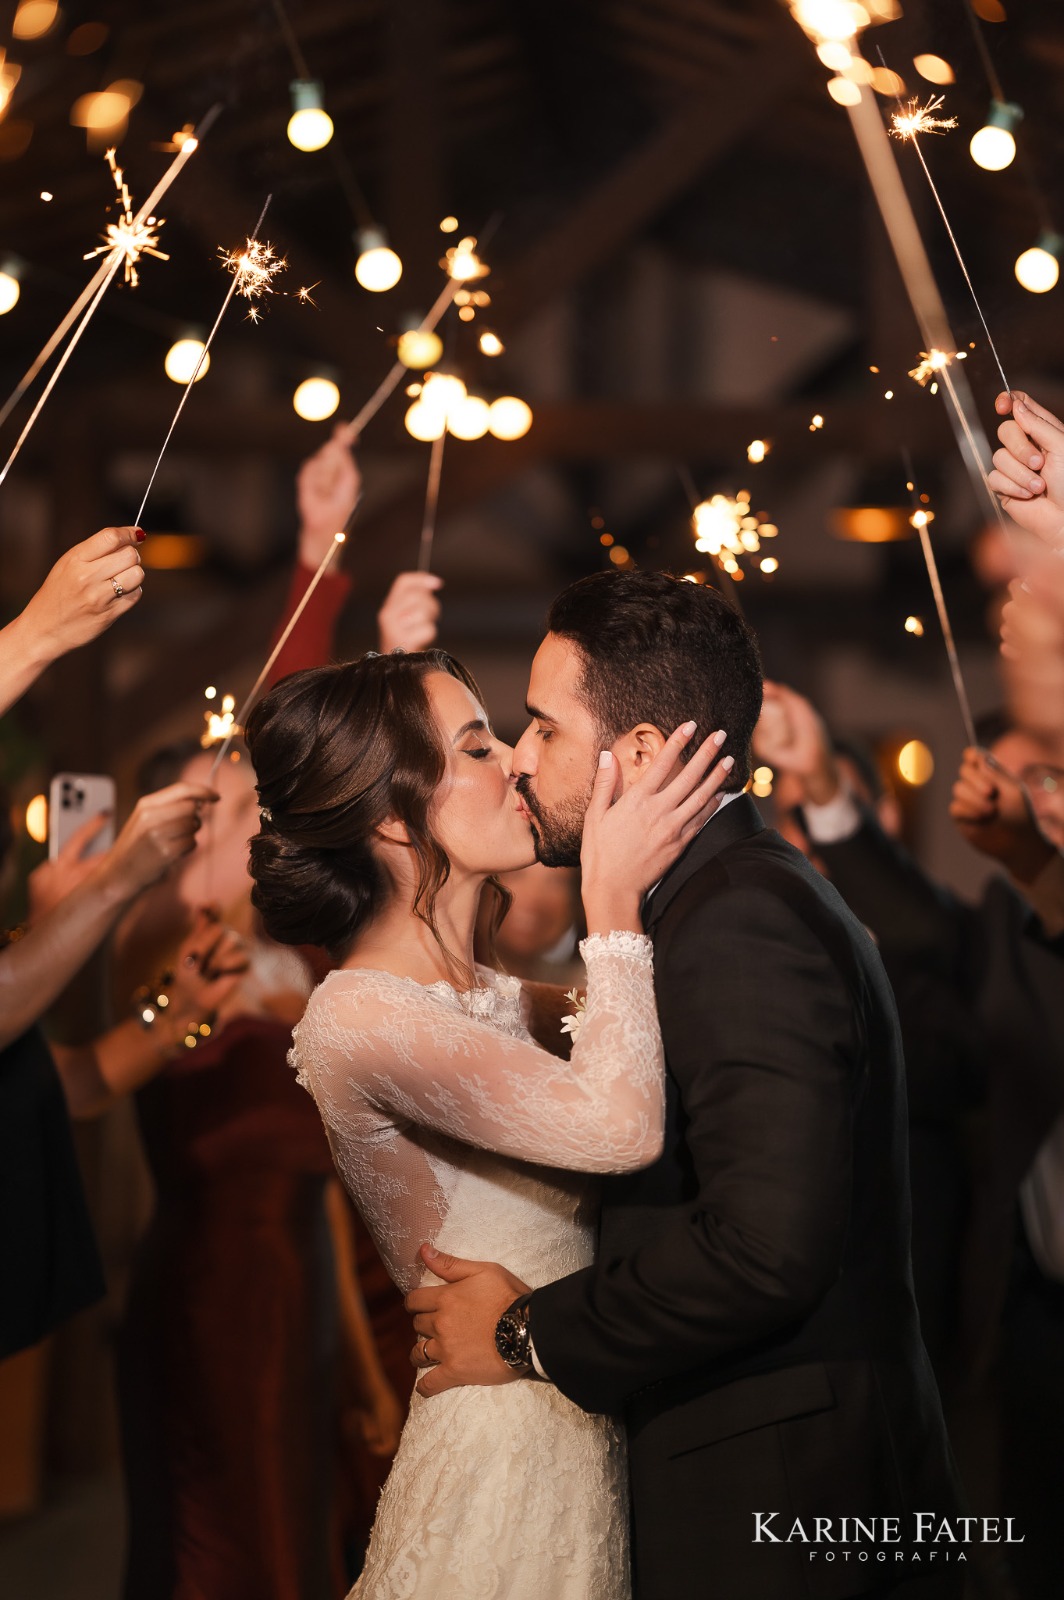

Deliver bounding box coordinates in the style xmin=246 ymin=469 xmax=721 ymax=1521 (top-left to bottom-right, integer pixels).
xmin=2 ymin=757 xmax=210 ymax=1362
xmin=477 ymin=860 xmax=583 ymax=985
xmin=756 ymin=683 xmax=1064 ymax=1599
xmin=755 ymin=685 xmax=981 ymax=1377
xmin=109 ymin=431 xmax=438 ymax=1600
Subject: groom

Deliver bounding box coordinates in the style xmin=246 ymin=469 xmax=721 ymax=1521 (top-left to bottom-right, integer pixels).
xmin=408 ymin=571 xmax=961 ymax=1600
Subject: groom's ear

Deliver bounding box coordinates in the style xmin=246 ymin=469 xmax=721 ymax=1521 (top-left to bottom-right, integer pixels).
xmin=612 ymin=723 xmax=667 ymax=786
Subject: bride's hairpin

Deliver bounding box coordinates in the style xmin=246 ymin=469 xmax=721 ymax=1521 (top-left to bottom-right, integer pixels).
xmin=259 ymin=804 xmax=273 ymax=823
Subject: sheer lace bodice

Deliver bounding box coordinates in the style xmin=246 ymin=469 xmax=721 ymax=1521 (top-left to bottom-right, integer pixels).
xmin=290 ymin=931 xmax=662 ymax=1293
xmin=289 ymin=931 xmax=662 ymax=1599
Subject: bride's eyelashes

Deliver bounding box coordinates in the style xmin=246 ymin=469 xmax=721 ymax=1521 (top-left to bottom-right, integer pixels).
xmin=463 ymin=745 xmax=492 ymax=761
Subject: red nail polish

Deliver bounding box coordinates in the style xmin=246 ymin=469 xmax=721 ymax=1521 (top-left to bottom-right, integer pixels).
xmin=134 ymin=527 xmax=146 ymax=542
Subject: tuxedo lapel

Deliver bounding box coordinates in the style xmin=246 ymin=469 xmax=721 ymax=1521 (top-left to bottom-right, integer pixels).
xmin=643 ymin=793 xmax=765 ymax=933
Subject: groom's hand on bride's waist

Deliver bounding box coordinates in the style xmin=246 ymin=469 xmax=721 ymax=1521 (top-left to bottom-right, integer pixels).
xmin=406 ymin=1244 xmax=531 ymax=1398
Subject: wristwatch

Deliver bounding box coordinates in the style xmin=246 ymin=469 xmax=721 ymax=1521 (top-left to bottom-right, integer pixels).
xmin=494 ymin=1293 xmax=534 ymax=1372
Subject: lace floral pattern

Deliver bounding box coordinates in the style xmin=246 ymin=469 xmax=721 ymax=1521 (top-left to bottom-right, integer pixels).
xmin=289 ymin=932 xmax=661 ymax=1599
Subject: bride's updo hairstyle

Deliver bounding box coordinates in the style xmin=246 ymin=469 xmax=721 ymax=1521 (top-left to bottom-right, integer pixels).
xmin=245 ymin=649 xmax=494 ymax=963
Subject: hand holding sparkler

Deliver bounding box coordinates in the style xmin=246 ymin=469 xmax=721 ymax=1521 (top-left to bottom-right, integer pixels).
xmin=0 ymin=525 xmax=146 ymax=715
xmin=752 ymin=682 xmax=841 ymax=807
xmin=990 ymin=391 xmax=1064 ymax=547
xmin=949 ymin=746 xmax=1056 ymax=887
xmin=377 ymin=571 xmax=443 ymax=652
xmin=296 ymin=424 xmax=363 ymax=566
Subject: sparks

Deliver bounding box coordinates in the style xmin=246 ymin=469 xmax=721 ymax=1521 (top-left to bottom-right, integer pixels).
xmin=201 ymin=692 xmax=240 ymax=749
xmin=908 ymin=349 xmax=954 ymax=386
xmin=891 ymin=96 xmax=957 ymax=141
xmin=691 ymin=493 xmax=779 ymax=577
xmin=220 ymin=236 xmax=286 ymax=307
xmin=83 ymin=148 xmax=170 ymax=288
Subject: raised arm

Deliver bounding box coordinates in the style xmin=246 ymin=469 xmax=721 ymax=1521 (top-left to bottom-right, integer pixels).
xmin=267 ymin=427 xmax=359 ymax=685
xmin=0 ymin=526 xmax=145 ymax=714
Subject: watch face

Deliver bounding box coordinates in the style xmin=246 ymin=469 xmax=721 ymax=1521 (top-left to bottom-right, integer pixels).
xmin=495 ymin=1311 xmax=529 ymax=1368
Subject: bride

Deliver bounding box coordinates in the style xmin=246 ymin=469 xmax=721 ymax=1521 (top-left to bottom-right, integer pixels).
xmin=244 ymin=647 xmax=731 ymax=1600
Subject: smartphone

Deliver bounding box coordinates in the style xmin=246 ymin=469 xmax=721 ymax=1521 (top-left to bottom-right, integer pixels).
xmin=47 ymin=773 xmax=116 ymax=861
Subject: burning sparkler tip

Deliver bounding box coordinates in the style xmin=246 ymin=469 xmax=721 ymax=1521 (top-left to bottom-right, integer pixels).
xmin=891 ymin=95 xmax=957 ymax=141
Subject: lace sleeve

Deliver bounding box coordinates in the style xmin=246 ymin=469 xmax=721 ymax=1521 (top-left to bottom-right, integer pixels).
xmin=293 ymin=931 xmax=664 ymax=1175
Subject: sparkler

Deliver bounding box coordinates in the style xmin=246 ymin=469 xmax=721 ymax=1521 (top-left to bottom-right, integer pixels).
xmin=201 ymin=691 xmax=238 ymax=749
xmin=84 ymin=148 xmax=170 ymax=288
xmin=343 ymin=273 xmax=462 ymax=442
xmin=134 ymin=196 xmax=274 ymax=529
xmin=902 ymin=455 xmax=977 ymax=749
xmin=908 ymin=349 xmax=954 ymax=387
xmin=890 ymin=91 xmax=1011 ymax=396
xmin=418 ymin=428 xmax=447 ymax=572
xmin=890 ymin=95 xmax=957 ymax=140
xmin=208 ymin=530 xmax=349 ymax=778
xmin=0 ymin=108 xmax=216 ymax=485
xmin=796 ymin=34 xmax=1011 ymax=542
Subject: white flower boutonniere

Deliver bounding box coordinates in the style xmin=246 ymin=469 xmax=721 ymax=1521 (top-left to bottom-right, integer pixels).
xmin=560 ymin=988 xmax=587 ymax=1043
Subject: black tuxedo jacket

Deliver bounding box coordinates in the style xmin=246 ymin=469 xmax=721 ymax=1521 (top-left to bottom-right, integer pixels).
xmin=529 ymin=798 xmax=960 ymax=1600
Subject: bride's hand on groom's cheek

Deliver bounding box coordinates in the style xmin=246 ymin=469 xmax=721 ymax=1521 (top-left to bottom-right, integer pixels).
xmin=405 ymin=1244 xmax=531 ymax=1398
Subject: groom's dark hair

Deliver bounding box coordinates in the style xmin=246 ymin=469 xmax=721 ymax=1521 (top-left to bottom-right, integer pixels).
xmin=547 ymin=570 xmax=763 ymax=792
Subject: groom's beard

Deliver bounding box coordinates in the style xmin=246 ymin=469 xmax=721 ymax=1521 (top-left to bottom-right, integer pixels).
xmin=514 ymin=774 xmax=587 ymax=868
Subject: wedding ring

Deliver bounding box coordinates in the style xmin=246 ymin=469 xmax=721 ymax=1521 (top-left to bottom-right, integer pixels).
xmin=111 ymin=578 xmax=124 ymax=598
xmin=416 ymin=1335 xmax=436 ymax=1367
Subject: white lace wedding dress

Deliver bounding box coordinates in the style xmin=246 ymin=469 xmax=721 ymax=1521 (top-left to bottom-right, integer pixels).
xmin=289 ymin=932 xmax=664 ymax=1600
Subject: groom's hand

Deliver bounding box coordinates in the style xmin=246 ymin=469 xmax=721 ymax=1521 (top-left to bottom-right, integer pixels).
xmin=405 ymin=1244 xmax=531 ymax=1398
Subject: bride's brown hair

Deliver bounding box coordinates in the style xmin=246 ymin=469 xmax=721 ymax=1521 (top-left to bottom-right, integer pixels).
xmin=245 ymin=650 xmax=511 ymax=973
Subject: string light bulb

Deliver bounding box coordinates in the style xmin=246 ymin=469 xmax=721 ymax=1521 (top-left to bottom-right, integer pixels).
xmin=969 ymin=102 xmax=1022 ymax=171
xmin=0 ymin=258 xmax=21 ymax=315
xmin=25 ymin=793 xmax=47 ymax=844
xmin=14 ymin=1 xmax=59 ymax=40
xmin=1015 ymin=233 xmax=1062 ymax=294
xmin=293 ymin=374 xmax=340 ymax=421
xmin=488 ymin=396 xmax=532 ymax=440
xmin=287 ymin=80 xmax=334 ymax=152
xmin=397 ymin=325 xmax=443 ymax=369
xmin=354 ymin=227 xmax=402 ymax=292
xmin=478 ymin=330 xmax=504 ymax=357
xmin=447 ymin=394 xmax=490 ymax=440
xmin=164 ymin=334 xmax=210 ymax=384
xmin=405 ymin=400 xmax=446 ymax=441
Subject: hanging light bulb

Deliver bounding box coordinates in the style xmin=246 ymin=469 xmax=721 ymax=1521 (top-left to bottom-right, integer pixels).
xmin=397 ymin=323 xmax=444 ymax=369
xmin=164 ymin=334 xmax=210 ymax=384
xmin=447 ymin=394 xmax=491 ymax=440
xmin=478 ymin=330 xmax=504 ymax=357
xmin=488 ymin=396 xmax=532 ymax=440
xmin=0 ymin=257 xmax=22 ymax=315
xmin=969 ymin=101 xmax=1022 ymax=171
xmin=1015 ymin=232 xmax=1063 ymax=295
xmin=354 ymin=227 xmax=402 ymax=292
xmin=405 ymin=400 xmax=446 ymax=441
xmin=293 ymin=374 xmax=340 ymax=421
xmin=287 ymin=80 xmax=334 ymax=152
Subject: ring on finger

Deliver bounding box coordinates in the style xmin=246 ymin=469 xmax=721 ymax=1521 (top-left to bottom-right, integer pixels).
xmin=416 ymin=1335 xmax=437 ymax=1367
xmin=111 ymin=577 xmax=124 ymax=598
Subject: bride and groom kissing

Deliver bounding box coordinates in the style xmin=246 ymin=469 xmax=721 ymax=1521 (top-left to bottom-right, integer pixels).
xmin=245 ymin=569 xmax=960 ymax=1600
